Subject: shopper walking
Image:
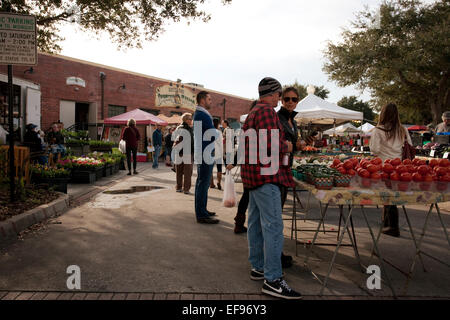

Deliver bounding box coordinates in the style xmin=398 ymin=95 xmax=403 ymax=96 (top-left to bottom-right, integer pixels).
xmin=193 ymin=91 xmax=219 ymax=224
xmin=152 ymin=125 xmax=163 ymax=169
xmin=241 ymin=77 xmax=302 ymax=299
xmin=174 ymin=113 xmax=194 ymax=194
xmin=370 ymin=103 xmax=412 ymax=237
xmin=122 ymin=118 xmax=141 ymax=175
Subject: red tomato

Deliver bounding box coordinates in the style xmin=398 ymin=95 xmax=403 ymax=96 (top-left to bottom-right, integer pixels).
xmin=347 ymin=169 xmax=356 ymax=176
xmin=382 ymin=163 xmax=394 ymax=174
xmin=371 ymin=158 xmax=382 ymax=166
xmin=418 ymin=165 xmax=430 ymax=176
xmin=412 ymin=173 xmax=423 ymax=182
xmin=412 ymin=158 xmax=419 ymax=165
xmin=361 ymin=162 xmax=370 ymax=169
xmin=400 ymin=172 xmax=412 ymax=182
xmin=432 ymin=174 xmax=439 ymax=181
xmin=371 ymin=172 xmax=381 ymax=180
xmin=332 ymin=159 xmax=341 ymax=166
xmin=367 ymin=164 xmax=379 ymax=174
xmin=351 ymin=158 xmax=359 ymax=166
xmin=436 ymin=167 xmax=447 ymax=176
xmin=381 ymin=172 xmax=390 ymax=180
xmin=423 ymin=174 xmax=433 ymax=182
xmin=406 ymin=165 xmax=416 ymax=173
xmin=338 ymin=167 xmax=347 ymax=175
xmin=398 ymin=182 xmax=410 ymax=192
xmin=429 ymin=159 xmax=439 ymax=167
xmin=359 ymin=169 xmax=370 ymax=178
xmin=390 ymin=172 xmax=400 ymax=181
xmin=391 ymin=158 xmax=402 ymax=166
xmin=396 ymin=165 xmax=408 ymax=174
xmin=416 ymin=159 xmax=426 ymax=166
xmin=443 ymin=174 xmax=450 ymax=182
xmin=402 ymin=159 xmax=412 ymax=165
xmin=384 ymin=159 xmax=391 ymax=164
xmin=343 ymin=160 xmax=354 ymax=170
xmin=439 ymin=159 xmax=450 ymax=167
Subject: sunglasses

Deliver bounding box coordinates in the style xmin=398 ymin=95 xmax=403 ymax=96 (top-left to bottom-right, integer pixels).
xmin=283 ymin=97 xmax=299 ymax=103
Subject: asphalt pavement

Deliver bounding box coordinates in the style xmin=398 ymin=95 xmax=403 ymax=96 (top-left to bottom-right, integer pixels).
xmin=0 ymin=161 xmax=449 ymax=299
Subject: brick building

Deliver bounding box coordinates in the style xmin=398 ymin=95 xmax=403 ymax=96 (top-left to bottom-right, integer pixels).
xmin=0 ymin=52 xmax=253 ymax=150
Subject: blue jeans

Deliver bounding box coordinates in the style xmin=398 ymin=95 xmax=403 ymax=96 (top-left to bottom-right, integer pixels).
xmin=195 ymin=163 xmax=213 ymax=219
xmin=153 ymin=145 xmax=161 ymax=168
xmin=248 ymin=184 xmax=284 ymax=281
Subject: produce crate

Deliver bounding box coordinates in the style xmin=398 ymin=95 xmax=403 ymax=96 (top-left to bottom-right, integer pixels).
xmin=313 ymin=176 xmax=334 ymax=190
xmin=334 ymin=175 xmax=352 ymax=188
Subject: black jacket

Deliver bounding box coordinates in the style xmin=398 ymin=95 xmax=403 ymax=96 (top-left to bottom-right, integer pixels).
xmin=277 ymin=107 xmax=299 ymax=152
xmin=24 ymin=130 xmax=43 ymax=152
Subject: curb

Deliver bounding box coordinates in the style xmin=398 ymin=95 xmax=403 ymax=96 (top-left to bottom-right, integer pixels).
xmin=0 ymin=193 xmax=70 ymax=241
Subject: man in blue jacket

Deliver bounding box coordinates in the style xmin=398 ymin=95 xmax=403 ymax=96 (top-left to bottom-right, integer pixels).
xmin=152 ymin=125 xmax=163 ymax=169
xmin=193 ymin=91 xmax=219 ymax=224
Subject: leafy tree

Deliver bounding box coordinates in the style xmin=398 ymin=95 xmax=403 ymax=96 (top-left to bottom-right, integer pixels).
xmin=338 ymin=96 xmax=376 ymax=123
xmin=1 ymin=0 xmax=232 ymax=52
xmin=283 ymin=81 xmax=330 ymax=100
xmin=323 ymin=0 xmax=450 ymax=125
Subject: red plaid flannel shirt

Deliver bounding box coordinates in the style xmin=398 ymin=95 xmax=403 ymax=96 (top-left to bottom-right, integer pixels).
xmin=240 ymin=102 xmax=295 ymax=189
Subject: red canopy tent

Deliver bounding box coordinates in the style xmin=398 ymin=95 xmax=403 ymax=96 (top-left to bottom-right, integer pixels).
xmin=408 ymin=125 xmax=428 ymax=131
xmin=103 ymin=108 xmax=168 ymax=126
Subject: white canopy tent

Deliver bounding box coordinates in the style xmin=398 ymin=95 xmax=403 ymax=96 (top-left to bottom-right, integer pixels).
xmin=323 ymin=123 xmax=360 ymax=136
xmin=360 ymin=122 xmax=376 ymax=135
xmin=294 ymin=93 xmax=363 ymax=125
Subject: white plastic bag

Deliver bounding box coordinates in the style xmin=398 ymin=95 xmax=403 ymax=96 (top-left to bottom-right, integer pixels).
xmin=119 ymin=139 xmax=126 ymax=153
xmin=222 ymin=170 xmax=237 ymax=207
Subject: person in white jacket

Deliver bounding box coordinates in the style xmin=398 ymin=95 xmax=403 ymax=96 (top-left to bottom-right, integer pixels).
xmin=369 ymin=103 xmax=412 ymax=237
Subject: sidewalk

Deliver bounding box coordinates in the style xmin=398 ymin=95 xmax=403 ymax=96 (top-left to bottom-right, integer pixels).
xmin=0 ymin=161 xmax=449 ymax=299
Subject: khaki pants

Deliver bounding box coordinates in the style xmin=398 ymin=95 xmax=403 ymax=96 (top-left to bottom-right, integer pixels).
xmin=176 ymin=162 xmax=193 ymax=192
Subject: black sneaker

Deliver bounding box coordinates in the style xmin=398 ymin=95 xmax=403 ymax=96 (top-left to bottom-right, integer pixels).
xmin=250 ymin=269 xmax=284 ymax=281
xmin=250 ymin=269 xmax=264 ymax=281
xmin=262 ymin=278 xmax=302 ymax=300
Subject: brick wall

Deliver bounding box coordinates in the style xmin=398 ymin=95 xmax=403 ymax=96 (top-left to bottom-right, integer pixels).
xmin=0 ymin=53 xmax=253 ymax=133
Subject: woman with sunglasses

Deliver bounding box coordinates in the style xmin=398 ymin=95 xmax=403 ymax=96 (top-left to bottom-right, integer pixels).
xmin=277 ymin=87 xmax=305 ymax=205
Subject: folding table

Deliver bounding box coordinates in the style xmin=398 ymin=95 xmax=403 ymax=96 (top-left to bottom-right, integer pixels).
xmin=295 ymin=179 xmax=450 ymax=297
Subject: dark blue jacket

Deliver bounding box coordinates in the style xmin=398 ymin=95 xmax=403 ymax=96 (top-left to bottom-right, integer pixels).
xmin=152 ymin=129 xmax=162 ymax=146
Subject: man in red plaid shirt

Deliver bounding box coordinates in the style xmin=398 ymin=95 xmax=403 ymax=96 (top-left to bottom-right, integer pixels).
xmin=240 ymin=77 xmax=302 ymax=300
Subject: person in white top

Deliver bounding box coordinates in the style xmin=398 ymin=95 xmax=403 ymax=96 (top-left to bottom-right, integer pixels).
xmin=210 ymin=118 xmax=224 ymax=190
xmin=369 ymin=103 xmax=411 ymax=237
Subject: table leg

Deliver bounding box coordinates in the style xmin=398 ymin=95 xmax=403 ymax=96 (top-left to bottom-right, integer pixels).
xmin=319 ymin=202 xmax=326 ymax=234
xmin=337 ymin=205 xmax=343 ymax=241
xmin=401 ymin=205 xmax=427 ymax=273
xmin=342 ymin=206 xmax=363 ymax=272
xmin=360 ymin=206 xmax=397 ymax=298
xmin=435 ymin=204 xmax=450 ymax=248
xmin=370 ymin=206 xmax=385 ymax=261
xmin=304 ymin=203 xmax=329 ymax=266
xmin=406 ymin=203 xmax=433 ymax=282
xmin=319 ymin=206 xmax=354 ymax=296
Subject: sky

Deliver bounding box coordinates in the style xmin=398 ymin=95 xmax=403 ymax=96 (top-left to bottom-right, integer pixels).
xmin=58 ymin=0 xmax=433 ymax=104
